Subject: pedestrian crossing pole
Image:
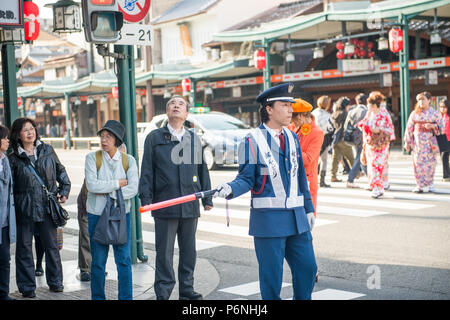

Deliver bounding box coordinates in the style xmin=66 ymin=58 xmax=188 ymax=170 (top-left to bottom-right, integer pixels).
xmin=114 ymin=44 xmax=148 ymax=264
xmin=399 ymin=14 xmax=410 ymax=154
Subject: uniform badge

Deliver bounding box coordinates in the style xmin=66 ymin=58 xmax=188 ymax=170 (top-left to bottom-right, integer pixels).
xmin=193 ymin=176 xmax=198 ymax=183
xmin=288 ymin=83 xmax=294 ymax=93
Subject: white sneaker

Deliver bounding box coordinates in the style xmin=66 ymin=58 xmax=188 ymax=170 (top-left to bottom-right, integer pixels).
xmin=428 ymin=185 xmax=436 ymax=192
xmin=371 ymin=190 xmax=383 ymax=199
xmin=346 ymin=181 xmax=359 ymax=188
xmin=422 ymin=186 xmax=430 ymax=193
xmin=412 ymin=186 xmax=423 ymax=193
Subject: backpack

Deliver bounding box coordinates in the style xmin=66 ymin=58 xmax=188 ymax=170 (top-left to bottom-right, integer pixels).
xmin=84 ymin=150 xmax=129 ymax=195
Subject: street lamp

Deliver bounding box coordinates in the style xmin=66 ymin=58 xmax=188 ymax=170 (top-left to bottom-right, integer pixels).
xmin=0 ymin=28 xmax=25 ymax=43
xmin=313 ymin=46 xmax=324 ymax=59
xmin=285 ymin=51 xmax=295 ymax=62
xmin=377 ymin=36 xmax=389 ymax=51
xmin=45 ymin=0 xmax=81 ymax=33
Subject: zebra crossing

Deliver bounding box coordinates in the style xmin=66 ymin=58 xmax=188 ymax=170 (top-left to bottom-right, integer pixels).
xmin=61 ymin=164 xmax=449 ymax=252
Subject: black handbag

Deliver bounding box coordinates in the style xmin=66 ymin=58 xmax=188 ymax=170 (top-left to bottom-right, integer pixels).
xmin=436 ymin=133 xmax=450 ymax=152
xmin=92 ymin=189 xmax=127 ymax=246
xmin=27 ymin=164 xmax=70 ymax=227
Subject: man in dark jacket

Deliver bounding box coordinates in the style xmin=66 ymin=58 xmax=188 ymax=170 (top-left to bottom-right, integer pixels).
xmin=139 ymin=95 xmax=213 ymax=300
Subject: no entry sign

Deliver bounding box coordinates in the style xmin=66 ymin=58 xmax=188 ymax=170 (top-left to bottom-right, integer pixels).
xmin=118 ymin=0 xmax=151 ymax=23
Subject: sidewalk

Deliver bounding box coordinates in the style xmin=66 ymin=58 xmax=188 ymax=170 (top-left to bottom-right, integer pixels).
xmin=7 ymin=233 xmax=220 ymax=300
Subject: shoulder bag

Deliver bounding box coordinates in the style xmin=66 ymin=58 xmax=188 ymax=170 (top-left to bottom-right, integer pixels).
xmin=27 ymin=164 xmax=70 ymax=228
xmin=92 ymin=188 xmax=127 ymax=246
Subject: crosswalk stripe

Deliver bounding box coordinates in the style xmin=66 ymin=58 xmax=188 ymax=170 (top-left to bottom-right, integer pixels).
xmin=62 ymin=215 xmax=224 ymax=251
xmin=318 ymin=196 xmax=434 ymax=210
xmin=311 ymin=289 xmax=366 ymax=300
xmin=318 ymin=187 xmax=450 ymax=202
xmin=317 ymin=205 xmax=389 ymax=217
xmin=219 ymin=281 xmax=291 ymax=296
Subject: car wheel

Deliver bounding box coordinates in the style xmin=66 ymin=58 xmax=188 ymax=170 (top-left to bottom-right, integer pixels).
xmin=203 ymin=147 xmax=217 ymax=171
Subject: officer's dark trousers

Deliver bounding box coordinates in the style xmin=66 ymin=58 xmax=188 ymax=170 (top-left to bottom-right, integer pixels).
xmin=154 ymin=217 xmax=198 ymax=299
xmin=15 ymin=214 xmax=63 ymax=293
xmin=254 ymin=231 xmax=317 ymax=300
xmin=0 ymin=226 xmax=11 ymax=299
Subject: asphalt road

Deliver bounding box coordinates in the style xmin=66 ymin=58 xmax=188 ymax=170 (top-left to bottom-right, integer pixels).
xmin=55 ymin=147 xmax=450 ymax=300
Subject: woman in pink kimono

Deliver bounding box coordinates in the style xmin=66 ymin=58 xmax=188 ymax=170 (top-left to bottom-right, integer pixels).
xmin=358 ymin=92 xmax=395 ymax=198
xmin=404 ymin=92 xmax=445 ymax=193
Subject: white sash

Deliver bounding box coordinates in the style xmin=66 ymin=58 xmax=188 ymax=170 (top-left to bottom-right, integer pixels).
xmin=249 ymin=127 xmax=303 ymax=209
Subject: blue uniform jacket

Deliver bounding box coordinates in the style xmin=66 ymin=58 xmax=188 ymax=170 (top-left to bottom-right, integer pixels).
xmin=227 ymin=124 xmax=314 ymax=237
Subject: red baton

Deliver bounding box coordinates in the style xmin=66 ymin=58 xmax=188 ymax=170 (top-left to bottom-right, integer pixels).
xmin=139 ymin=189 xmax=217 ymax=213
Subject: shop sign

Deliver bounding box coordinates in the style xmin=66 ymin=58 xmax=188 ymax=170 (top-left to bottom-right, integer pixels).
xmin=232 ymin=86 xmax=241 ymax=98
xmin=338 ymin=59 xmax=375 ymax=72
xmin=380 ymin=73 xmax=392 ymax=87
xmin=0 ymin=0 xmax=23 ymax=27
xmin=425 ymin=70 xmax=438 ymax=85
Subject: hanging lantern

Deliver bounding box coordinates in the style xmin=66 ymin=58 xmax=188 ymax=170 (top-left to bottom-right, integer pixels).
xmin=358 ymin=49 xmax=367 ymax=57
xmin=367 ymin=41 xmax=374 ymax=50
xmin=354 ymin=47 xmax=360 ymax=57
xmin=17 ymin=97 xmax=22 ymax=108
xmin=45 ymin=0 xmax=81 ymax=33
xmin=357 ymin=40 xmax=365 ymax=48
xmin=388 ymin=28 xmax=403 ymax=53
xmin=346 ymin=53 xmax=354 ymax=59
xmin=112 ymin=87 xmax=119 ymax=99
xmin=24 ymin=1 xmax=40 ymax=41
xmin=377 ymin=36 xmax=389 ymax=51
xmin=344 ymin=42 xmax=355 ymax=55
xmin=336 ymin=41 xmax=345 ymax=51
xmin=351 ymin=38 xmax=359 ymax=46
xmin=336 ymin=51 xmax=345 ymax=59
xmin=182 ymin=78 xmax=191 ymax=92
xmin=254 ymin=49 xmax=266 ymax=70
xmin=368 ymin=51 xmax=375 ymax=58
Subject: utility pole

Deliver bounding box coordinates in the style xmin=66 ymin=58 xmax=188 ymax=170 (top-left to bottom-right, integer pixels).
xmin=1 ymin=44 xmax=20 ymax=127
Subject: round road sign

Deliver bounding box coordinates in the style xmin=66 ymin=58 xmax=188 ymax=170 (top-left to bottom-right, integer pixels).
xmin=118 ymin=0 xmax=151 ymax=23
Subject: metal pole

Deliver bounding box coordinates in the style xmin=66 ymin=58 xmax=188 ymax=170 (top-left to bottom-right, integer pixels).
xmin=127 ymin=45 xmax=148 ymax=263
xmin=190 ymin=79 xmax=196 ymax=107
xmin=114 ymin=44 xmax=147 ymax=264
xmin=399 ymin=14 xmax=410 ymax=153
xmin=263 ymin=39 xmax=272 ymax=90
xmin=1 ymin=43 xmax=20 ymax=127
xmin=64 ymin=93 xmax=72 ymax=149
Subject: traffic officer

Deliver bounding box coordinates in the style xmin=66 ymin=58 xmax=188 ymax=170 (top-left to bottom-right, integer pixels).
xmin=215 ymin=83 xmax=317 ymax=300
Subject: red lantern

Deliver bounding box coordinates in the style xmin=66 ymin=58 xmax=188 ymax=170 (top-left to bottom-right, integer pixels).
xmin=389 ymin=28 xmax=403 ymax=53
xmin=336 ymin=41 xmax=345 ymax=50
xmin=346 ymin=53 xmax=354 ymax=59
xmin=24 ymin=1 xmax=40 ymax=41
xmin=112 ymin=87 xmax=119 ymax=99
xmin=336 ymin=51 xmax=345 ymax=59
xmin=358 ymin=40 xmax=365 ymax=48
xmin=17 ymin=97 xmax=22 ymax=108
xmin=368 ymin=51 xmax=375 ymax=58
xmin=367 ymin=41 xmax=374 ymax=49
xmin=354 ymin=47 xmax=360 ymax=57
xmin=182 ymin=78 xmax=191 ymax=92
xmin=358 ymin=49 xmax=366 ymax=57
xmin=253 ymin=49 xmax=266 ymax=70
xmin=351 ymin=38 xmax=359 ymax=46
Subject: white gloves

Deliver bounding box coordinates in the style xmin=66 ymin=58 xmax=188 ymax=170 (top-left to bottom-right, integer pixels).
xmin=307 ymin=213 xmax=315 ymax=231
xmin=214 ymin=183 xmax=232 ymax=198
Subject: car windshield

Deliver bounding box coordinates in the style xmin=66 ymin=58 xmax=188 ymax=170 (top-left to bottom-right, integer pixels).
xmin=194 ymin=114 xmax=251 ymax=130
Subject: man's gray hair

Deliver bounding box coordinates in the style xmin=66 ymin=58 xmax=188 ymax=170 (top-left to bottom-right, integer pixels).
xmin=166 ymin=95 xmax=190 ymax=111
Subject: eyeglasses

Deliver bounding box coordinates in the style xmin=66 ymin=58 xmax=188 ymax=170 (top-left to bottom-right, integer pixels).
xmin=20 ymin=127 xmax=35 ymax=134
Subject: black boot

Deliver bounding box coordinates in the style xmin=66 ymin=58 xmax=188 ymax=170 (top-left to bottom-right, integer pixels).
xmin=320 ymin=171 xmax=330 ymax=188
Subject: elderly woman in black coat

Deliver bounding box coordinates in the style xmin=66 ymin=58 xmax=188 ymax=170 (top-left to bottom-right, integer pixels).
xmin=8 ymin=118 xmax=71 ymax=298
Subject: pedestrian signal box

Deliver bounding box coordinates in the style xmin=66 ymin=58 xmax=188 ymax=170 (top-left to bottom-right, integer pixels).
xmin=81 ymin=0 xmax=123 ymax=43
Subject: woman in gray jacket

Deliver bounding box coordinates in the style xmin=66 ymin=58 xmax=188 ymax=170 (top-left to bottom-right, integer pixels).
xmin=0 ymin=125 xmax=16 ymax=300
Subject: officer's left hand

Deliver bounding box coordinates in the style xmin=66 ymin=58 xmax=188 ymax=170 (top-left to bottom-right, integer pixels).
xmin=204 ymin=205 xmax=213 ymax=211
xmin=307 ymin=213 xmax=315 ymax=231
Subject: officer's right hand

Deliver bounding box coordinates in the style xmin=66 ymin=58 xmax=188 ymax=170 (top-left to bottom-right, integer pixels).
xmin=214 ymin=183 xmax=232 ymax=198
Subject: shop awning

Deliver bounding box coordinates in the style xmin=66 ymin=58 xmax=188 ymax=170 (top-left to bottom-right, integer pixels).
xmin=212 ymin=0 xmax=450 ymax=42
xmin=1 ymin=58 xmax=254 ymax=99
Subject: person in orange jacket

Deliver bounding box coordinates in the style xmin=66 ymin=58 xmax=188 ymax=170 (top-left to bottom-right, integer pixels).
xmin=288 ymin=98 xmax=324 ymax=216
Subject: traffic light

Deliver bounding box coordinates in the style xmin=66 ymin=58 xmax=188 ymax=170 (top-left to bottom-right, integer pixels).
xmin=81 ymin=0 xmax=123 ymax=43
